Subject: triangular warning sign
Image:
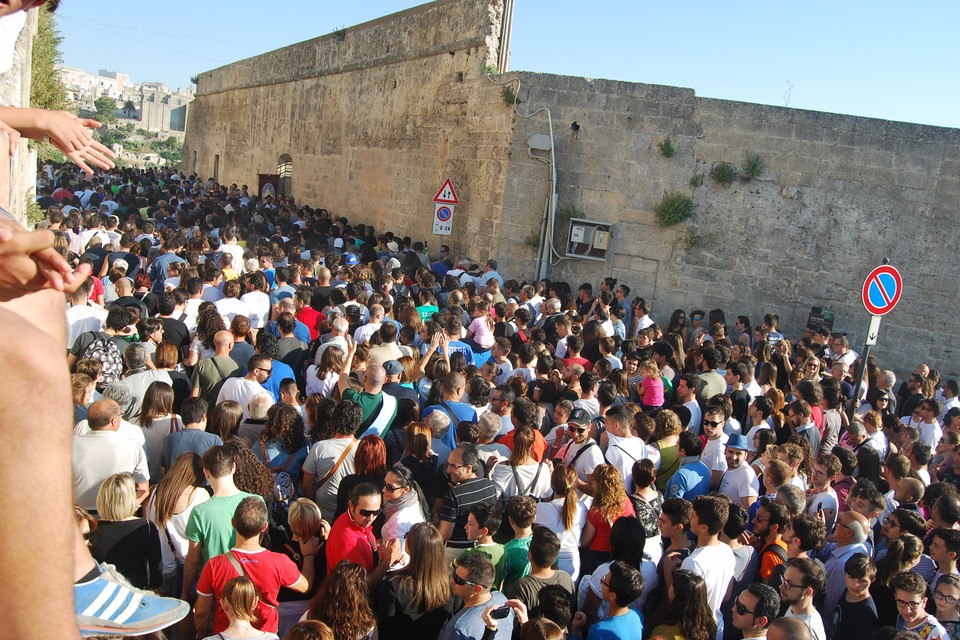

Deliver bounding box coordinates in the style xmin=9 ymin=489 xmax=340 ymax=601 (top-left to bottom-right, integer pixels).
xmin=433 ymin=178 xmax=459 ymax=204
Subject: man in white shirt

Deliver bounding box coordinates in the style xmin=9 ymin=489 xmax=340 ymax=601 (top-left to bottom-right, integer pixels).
xmin=217 ymin=355 xmax=274 ymax=419
xmin=701 ymin=405 xmax=729 ymax=489
xmin=602 ymin=407 xmax=646 ymax=490
xmin=780 ymin=558 xmax=827 ymax=640
xmin=353 ymin=304 xmax=384 ymax=344
xmin=682 ymin=495 xmax=735 ymax=635
xmin=804 ymin=454 xmax=840 ymax=533
xmin=554 ymin=408 xmax=604 ymax=488
xmin=917 ymin=398 xmax=943 ymax=449
xmin=678 ymin=373 xmax=703 ymax=434
xmin=718 ymin=434 xmax=759 ymax=508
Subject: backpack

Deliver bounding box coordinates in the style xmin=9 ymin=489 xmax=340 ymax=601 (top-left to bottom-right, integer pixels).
xmin=81 ymin=332 xmax=124 ymax=386
xmin=260 ymin=442 xmax=298 ymax=535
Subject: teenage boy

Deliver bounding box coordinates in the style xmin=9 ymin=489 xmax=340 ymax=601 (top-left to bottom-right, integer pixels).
xmin=780 ymin=557 xmax=827 ymax=640
xmin=647 ymin=498 xmax=694 ymax=617
xmin=491 ymin=337 xmax=514 ymax=385
xmin=570 ymin=561 xmax=644 ymax=640
xmin=805 ymin=453 xmax=840 ymax=534
xmin=500 ymin=495 xmax=537 ymax=590
xmin=726 ymin=361 xmax=751 ymax=425
xmin=456 ymin=502 xmax=506 ymax=586
xmin=503 ymin=526 xmax=575 ymax=617
xmin=681 ymin=495 xmax=734 ymax=632
xmin=892 ymin=570 xmax=948 ymax=639
xmin=830 ymin=553 xmax=879 ymax=640
xmin=929 ymin=527 xmax=960 ymax=595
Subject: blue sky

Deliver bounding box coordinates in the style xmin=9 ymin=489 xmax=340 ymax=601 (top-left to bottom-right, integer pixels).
xmin=56 ymin=1 xmax=960 ymax=128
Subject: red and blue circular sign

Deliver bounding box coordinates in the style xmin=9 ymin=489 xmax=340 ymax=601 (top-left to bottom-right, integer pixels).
xmin=861 ymin=265 xmax=902 ymax=316
xmin=436 ymin=206 xmax=452 ymax=222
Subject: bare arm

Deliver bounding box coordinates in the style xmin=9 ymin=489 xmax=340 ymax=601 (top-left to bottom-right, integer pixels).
xmin=193 ymin=594 xmax=212 ymax=637
xmin=581 ymin=518 xmax=597 ymax=548
xmin=180 ymin=541 xmax=202 ymax=600
xmin=337 ymin=337 xmax=357 ymax=395
xmin=301 ymin=471 xmax=315 ymax=499
xmin=438 ymin=519 xmax=455 ymax=542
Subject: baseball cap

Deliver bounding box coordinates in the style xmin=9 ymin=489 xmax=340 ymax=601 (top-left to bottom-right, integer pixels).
xmin=344 ymin=253 xmax=359 ymax=266
xmin=385 ymin=257 xmax=401 ymax=271
xmin=567 ymin=408 xmax=590 ymax=425
xmin=383 ymin=360 xmax=404 ymax=376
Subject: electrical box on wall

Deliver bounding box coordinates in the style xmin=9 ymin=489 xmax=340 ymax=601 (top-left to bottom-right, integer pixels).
xmin=566 ymin=217 xmax=612 ymax=261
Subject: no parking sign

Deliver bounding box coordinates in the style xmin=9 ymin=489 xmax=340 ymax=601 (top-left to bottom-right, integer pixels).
xmin=861 ymin=264 xmax=902 ymax=316
xmin=433 ymin=203 xmax=454 ymax=235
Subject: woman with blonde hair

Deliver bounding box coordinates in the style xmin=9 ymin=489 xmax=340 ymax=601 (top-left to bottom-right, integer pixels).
xmin=201 ymin=576 xmax=279 ymax=640
xmin=146 ymin=452 xmax=209 ymax=596
xmin=276 ymin=498 xmax=329 ymax=633
xmin=305 ymin=561 xmax=375 ymax=640
xmin=305 ymin=345 xmax=344 ymax=398
xmin=399 ymin=421 xmax=441 ymax=504
xmin=581 ymin=464 xmax=634 ymax=577
xmin=374 ymin=522 xmax=455 ymax=640
xmin=534 ymin=463 xmax=587 ymax=580
xmin=139 ymin=380 xmax=181 ymax=483
xmin=90 ymin=473 xmax=163 ymax=590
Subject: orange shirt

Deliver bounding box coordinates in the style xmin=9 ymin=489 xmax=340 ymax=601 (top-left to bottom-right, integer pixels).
xmin=498 ymin=429 xmax=548 ymax=462
xmin=758 ymin=539 xmax=788 ymax=581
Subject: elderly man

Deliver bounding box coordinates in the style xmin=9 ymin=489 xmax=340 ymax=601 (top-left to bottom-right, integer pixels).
xmin=115 ymin=343 xmax=172 ymax=420
xmin=823 ymin=510 xmax=871 ymax=615
xmin=315 ymin=315 xmax=350 ymax=359
xmin=72 ymin=399 xmax=149 ymax=511
xmin=438 ymin=443 xmax=498 ymax=566
xmin=338 ymin=338 xmax=397 ymax=438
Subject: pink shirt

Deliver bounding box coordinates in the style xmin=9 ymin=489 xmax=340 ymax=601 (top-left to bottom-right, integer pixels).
xmin=469 ymin=316 xmax=495 ymax=349
xmin=640 ymin=376 xmax=664 ymax=407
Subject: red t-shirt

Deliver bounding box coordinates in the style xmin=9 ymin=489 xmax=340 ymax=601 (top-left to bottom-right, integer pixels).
xmin=326 ymin=511 xmax=377 ymax=574
xmin=587 ymin=498 xmax=635 ymax=552
xmin=196 ymin=548 xmax=301 ymax=634
xmin=561 ymin=356 xmax=594 ymax=372
xmin=89 ymin=276 xmax=105 ymax=302
xmin=296 ymin=307 xmax=325 ymax=341
xmin=498 ymin=429 xmax=548 ymax=462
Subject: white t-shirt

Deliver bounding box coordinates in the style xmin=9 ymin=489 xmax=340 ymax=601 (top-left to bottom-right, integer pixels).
xmin=682 ymin=543 xmax=735 ymax=616
xmin=534 ymin=497 xmax=586 ymax=552
xmin=490 ymin=461 xmax=552 ymax=501
xmin=604 ymin=433 xmax=647 ymax=490
xmin=574 ymin=397 xmax=601 ymax=420
xmin=240 ymin=291 xmax=271 ymax=328
xmin=784 ymin=609 xmax=826 ymax=640
xmin=806 ymin=487 xmax=839 ymax=532
xmin=718 ymin=463 xmax=760 ymax=505
xmin=701 ymin=435 xmax=729 ymax=473
xmin=557 ymin=439 xmax=605 ymax=482
xmin=684 ymin=400 xmax=703 ymax=435
xmin=919 ymin=421 xmax=943 ymax=449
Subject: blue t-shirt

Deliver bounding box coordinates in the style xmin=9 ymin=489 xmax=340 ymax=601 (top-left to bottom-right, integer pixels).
xmin=161 ymin=429 xmax=223 ymax=471
xmin=261 ymin=359 xmax=296 ymax=402
xmin=587 ymin=608 xmax=643 ymax=640
xmin=664 ymin=459 xmax=711 ymax=500
xmin=439 ymin=591 xmax=512 ymax=640
xmin=422 ymin=402 xmax=478 ymax=452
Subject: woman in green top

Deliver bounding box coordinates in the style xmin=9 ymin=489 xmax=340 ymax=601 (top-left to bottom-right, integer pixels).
xmin=651 ymin=410 xmax=683 ymax=492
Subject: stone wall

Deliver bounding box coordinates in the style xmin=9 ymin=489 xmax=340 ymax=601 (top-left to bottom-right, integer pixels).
xmin=183 ymin=0 xmax=516 ymax=260
xmin=499 ymin=71 xmax=960 ymax=377
xmin=0 ymin=10 xmax=38 ymax=222
xmin=184 ymin=0 xmax=959 ymax=378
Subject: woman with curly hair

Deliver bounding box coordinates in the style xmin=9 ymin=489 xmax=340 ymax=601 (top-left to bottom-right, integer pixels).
xmin=374 ymin=523 xmax=455 ymax=640
xmin=306 ymin=345 xmax=344 ymax=399
xmin=254 ymin=403 xmax=309 ymax=491
xmin=305 ymin=560 xmax=375 ymax=640
xmin=223 ymin=440 xmax=275 ymax=506
xmin=581 ymin=464 xmax=634 ymax=576
xmin=650 ymin=569 xmax=717 ymax=640
xmin=183 ymin=306 xmax=227 ymax=367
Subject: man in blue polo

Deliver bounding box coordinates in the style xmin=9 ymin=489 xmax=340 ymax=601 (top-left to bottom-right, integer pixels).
xmin=665 ymin=430 xmax=711 ymax=500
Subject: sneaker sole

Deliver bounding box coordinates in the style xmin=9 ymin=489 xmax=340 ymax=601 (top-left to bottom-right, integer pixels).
xmin=77 ymin=600 xmax=190 ymax=638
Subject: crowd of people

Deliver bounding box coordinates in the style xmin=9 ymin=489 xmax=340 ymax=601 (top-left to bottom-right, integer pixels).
xmin=41 ymin=157 xmax=960 ymax=640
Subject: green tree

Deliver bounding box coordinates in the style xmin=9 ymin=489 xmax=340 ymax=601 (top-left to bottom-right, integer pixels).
xmin=94 ymin=96 xmax=118 ymax=124
xmin=122 ymin=99 xmax=136 ymax=118
xmin=30 ymin=8 xmax=70 ymax=161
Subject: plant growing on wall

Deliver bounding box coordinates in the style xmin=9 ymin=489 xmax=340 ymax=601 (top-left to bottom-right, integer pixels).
xmin=654 ymin=191 xmax=696 ymax=226
xmin=743 ymin=153 xmax=765 ymax=180
xmin=501 ymin=86 xmax=517 ymax=106
xmin=524 ymin=233 xmax=541 ymax=250
xmin=689 ymin=173 xmax=703 ymax=187
xmin=483 ymin=65 xmax=499 ymax=76
xmin=657 ymin=137 xmax=676 ymax=158
xmin=333 ymin=27 xmax=347 ymax=41
xmin=710 ymin=161 xmax=737 ymax=185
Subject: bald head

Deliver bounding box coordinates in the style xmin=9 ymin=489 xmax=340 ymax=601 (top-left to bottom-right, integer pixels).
xmin=365 ymin=363 xmax=386 ymax=392
xmin=213 ymin=330 xmax=235 ymax=354
xmin=87 ymin=399 xmax=123 ymax=431
xmin=114 ymin=277 xmax=133 ymax=296
xmin=278 ymin=298 xmax=295 ymax=314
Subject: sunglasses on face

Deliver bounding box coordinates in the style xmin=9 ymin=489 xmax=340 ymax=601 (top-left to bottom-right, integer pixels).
xmin=358 ymin=507 xmax=382 ymax=517
xmin=383 ymin=484 xmax=405 ymax=492
xmin=451 ymin=572 xmax=478 ymax=587
xmin=703 ymin=420 xmax=723 ymax=428
xmin=734 ymin=599 xmax=755 ymax=616
xmin=568 ymin=426 xmax=588 ymax=434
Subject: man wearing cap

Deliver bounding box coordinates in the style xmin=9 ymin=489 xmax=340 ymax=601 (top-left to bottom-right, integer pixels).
xmin=719 ymin=434 xmax=760 ymax=508
xmin=381 ymin=360 xmax=419 ymax=406
xmin=553 ymin=408 xmax=604 ymax=488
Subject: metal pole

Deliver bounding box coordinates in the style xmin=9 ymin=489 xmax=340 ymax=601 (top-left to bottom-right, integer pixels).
xmin=848 ymin=343 xmax=871 ymax=421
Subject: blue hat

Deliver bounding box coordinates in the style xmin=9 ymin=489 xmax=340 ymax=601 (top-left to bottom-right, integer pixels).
xmin=726 ymin=433 xmax=749 ymax=451
xmin=344 ymin=253 xmax=359 ymax=266
xmin=383 ymin=360 xmax=404 ymax=376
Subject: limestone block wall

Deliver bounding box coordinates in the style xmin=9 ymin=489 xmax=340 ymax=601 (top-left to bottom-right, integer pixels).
xmin=500 ymin=72 xmax=960 ymax=377
xmin=0 ymin=10 xmax=38 ymax=221
xmin=183 ymin=0 xmax=516 ymax=261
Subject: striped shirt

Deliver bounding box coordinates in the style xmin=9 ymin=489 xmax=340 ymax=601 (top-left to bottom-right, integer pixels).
xmin=441 ymin=477 xmax=498 ymax=549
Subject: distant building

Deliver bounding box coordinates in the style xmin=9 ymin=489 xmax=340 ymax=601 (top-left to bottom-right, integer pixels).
xmin=56 ymin=65 xmax=192 ymax=134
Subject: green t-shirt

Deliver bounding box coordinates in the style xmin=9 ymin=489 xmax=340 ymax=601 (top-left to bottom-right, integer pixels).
xmin=342 ymin=389 xmax=396 ymax=430
xmin=501 ymin=536 xmax=532 ymax=590
xmin=184 ymin=491 xmax=262 ymax=568
xmin=455 ymin=543 xmax=506 ymax=588
xmin=416 ymin=305 xmax=439 ymax=323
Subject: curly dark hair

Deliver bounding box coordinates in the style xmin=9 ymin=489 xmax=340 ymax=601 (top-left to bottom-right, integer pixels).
xmin=195 ymin=307 xmax=227 ymax=350
xmin=223 ymin=440 xmax=274 ymax=504
xmin=306 ymin=561 xmax=375 ymax=640
xmin=261 ymin=403 xmax=306 ymax=453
